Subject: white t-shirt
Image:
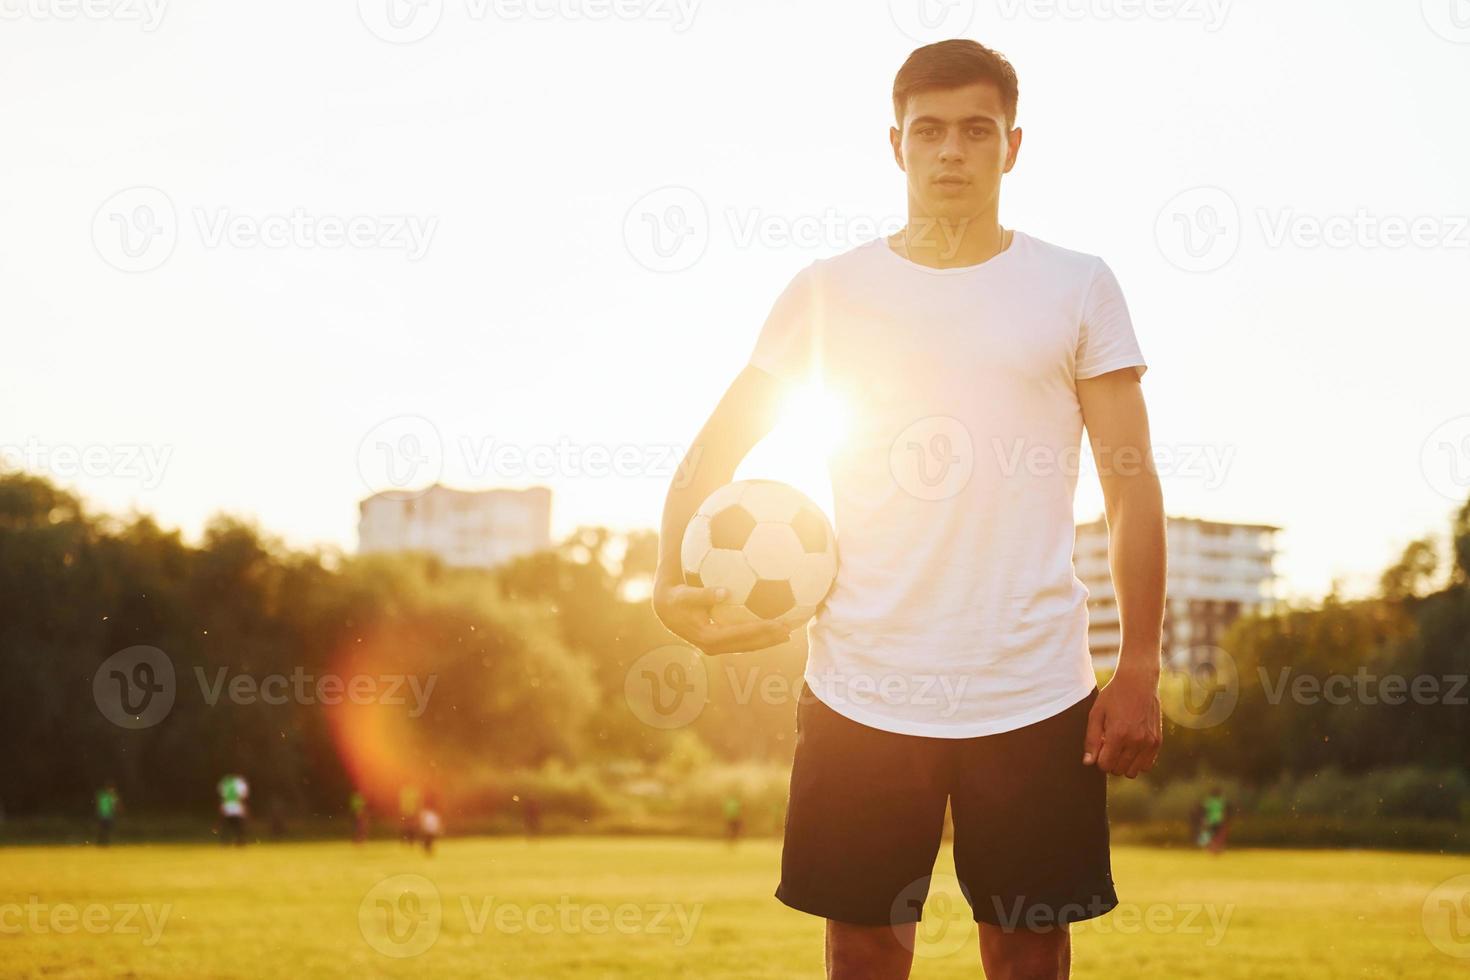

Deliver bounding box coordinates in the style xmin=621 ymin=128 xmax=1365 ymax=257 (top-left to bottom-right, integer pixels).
xmin=747 ymin=230 xmax=1147 ymax=737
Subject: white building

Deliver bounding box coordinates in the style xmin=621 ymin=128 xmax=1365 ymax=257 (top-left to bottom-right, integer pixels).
xmin=1074 ymin=515 xmax=1279 ymax=670
xmin=358 ymin=484 xmax=552 ymax=569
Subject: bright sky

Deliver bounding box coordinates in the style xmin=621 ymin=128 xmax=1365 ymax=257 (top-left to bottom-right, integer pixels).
xmin=3 ymin=0 xmax=1467 ymax=603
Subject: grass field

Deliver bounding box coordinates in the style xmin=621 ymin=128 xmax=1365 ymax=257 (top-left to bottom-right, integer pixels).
xmin=2 ymin=837 xmax=1465 ymax=978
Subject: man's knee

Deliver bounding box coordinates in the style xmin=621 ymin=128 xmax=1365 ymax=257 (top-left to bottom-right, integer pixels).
xmin=979 ymin=922 xmax=1069 ymax=980
xmin=826 ymin=919 xmax=914 ymax=980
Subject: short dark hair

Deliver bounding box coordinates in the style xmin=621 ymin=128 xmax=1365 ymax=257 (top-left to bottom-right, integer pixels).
xmin=892 ymin=39 xmax=1019 ymax=131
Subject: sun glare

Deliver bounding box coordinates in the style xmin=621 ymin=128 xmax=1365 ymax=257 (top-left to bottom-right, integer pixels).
xmin=734 ymin=380 xmax=848 ymax=519
xmin=783 ymin=381 xmax=850 ymax=457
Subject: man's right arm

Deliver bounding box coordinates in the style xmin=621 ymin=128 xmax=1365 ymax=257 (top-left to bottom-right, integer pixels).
xmin=651 ymin=364 xmax=793 ymax=656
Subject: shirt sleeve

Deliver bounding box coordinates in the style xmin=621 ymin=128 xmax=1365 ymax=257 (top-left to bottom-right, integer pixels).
xmin=1076 ymin=258 xmax=1147 ymax=381
xmin=747 ymin=261 xmax=819 ymax=385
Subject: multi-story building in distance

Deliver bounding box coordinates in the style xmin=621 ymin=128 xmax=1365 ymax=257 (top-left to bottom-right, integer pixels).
xmin=1074 ymin=515 xmax=1280 ymax=670
xmin=358 ymin=484 xmax=552 ymax=569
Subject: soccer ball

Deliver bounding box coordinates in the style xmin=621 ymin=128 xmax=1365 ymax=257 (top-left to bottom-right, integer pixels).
xmin=680 ymin=479 xmax=838 ymax=630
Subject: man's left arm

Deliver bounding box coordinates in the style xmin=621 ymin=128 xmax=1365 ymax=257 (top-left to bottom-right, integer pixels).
xmin=1077 ymin=366 xmax=1165 ymax=779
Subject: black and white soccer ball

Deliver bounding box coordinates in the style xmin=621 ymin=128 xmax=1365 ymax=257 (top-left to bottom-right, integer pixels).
xmin=680 ymin=479 xmax=838 ymax=630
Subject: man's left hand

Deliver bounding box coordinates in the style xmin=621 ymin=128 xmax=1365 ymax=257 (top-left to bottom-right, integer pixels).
xmin=1082 ymin=663 xmax=1162 ymax=778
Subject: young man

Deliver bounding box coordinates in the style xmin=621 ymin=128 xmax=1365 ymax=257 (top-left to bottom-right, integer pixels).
xmin=653 ymin=40 xmax=1165 ymax=979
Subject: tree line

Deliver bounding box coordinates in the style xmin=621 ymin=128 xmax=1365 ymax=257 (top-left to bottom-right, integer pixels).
xmin=1 ymin=469 xmax=1465 ymax=820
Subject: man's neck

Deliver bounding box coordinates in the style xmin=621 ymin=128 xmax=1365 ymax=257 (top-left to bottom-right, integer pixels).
xmin=887 ymin=211 xmax=1011 ymax=269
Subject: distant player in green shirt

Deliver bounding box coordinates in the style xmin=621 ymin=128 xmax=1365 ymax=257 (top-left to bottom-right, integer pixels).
xmin=1198 ymin=786 xmax=1234 ymax=854
xmin=95 ymin=782 xmax=120 ymax=847
xmin=217 ymin=773 xmax=249 ymax=846
xmin=723 ymin=794 xmax=743 ymax=846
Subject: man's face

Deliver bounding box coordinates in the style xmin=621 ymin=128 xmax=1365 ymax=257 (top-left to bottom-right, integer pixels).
xmin=890 ymin=81 xmax=1021 ymax=220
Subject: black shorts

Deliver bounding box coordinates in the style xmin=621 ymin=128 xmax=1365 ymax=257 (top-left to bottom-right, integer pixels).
xmin=776 ymin=682 xmax=1118 ymax=930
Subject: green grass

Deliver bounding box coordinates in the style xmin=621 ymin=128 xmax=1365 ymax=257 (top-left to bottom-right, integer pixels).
xmin=1 ymin=838 xmax=1463 ymax=977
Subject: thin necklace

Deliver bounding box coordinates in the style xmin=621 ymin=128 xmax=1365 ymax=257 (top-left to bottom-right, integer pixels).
xmin=898 ymin=223 xmax=1011 ymax=262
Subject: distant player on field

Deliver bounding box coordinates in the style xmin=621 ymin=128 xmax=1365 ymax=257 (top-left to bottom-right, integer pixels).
xmin=217 ymin=773 xmax=249 ymax=846
xmin=1199 ymin=786 xmax=1234 ymax=854
xmin=723 ymin=794 xmax=743 ymax=846
xmin=350 ymin=790 xmax=369 ymax=844
xmin=418 ymin=789 xmax=443 ymax=855
xmin=95 ymin=781 xmax=120 ymax=847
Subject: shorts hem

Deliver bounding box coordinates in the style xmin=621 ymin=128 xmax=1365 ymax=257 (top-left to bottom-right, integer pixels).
xmin=774 ymin=885 xmax=906 ymax=927
xmin=970 ymin=888 xmax=1121 ymax=928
